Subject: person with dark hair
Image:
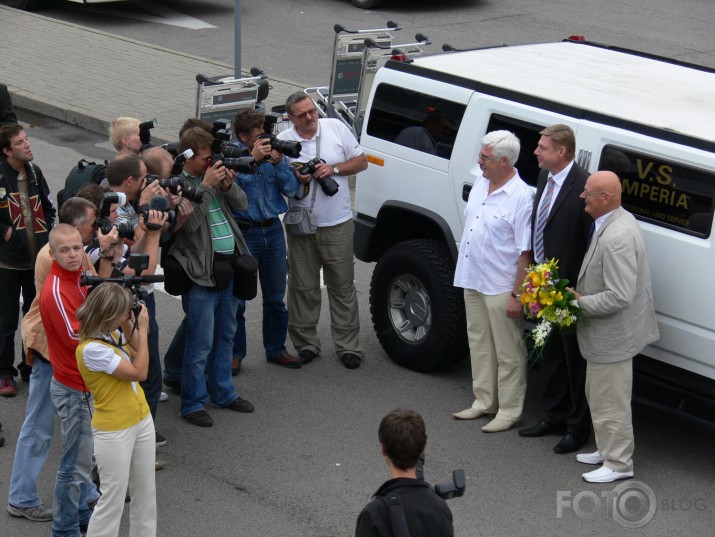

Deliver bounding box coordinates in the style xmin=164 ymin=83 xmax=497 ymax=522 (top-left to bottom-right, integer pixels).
xmin=355 ymin=409 xmax=453 ymax=537
xmin=76 ymin=283 xmax=156 ymax=536
xmin=0 ymin=123 xmax=56 ymax=395
xmin=278 ymin=92 xmax=368 ymax=369
xmin=229 ymin=109 xmax=302 ymax=373
xmin=8 ymin=200 xmax=115 ymax=523
xmin=168 ymin=127 xmax=253 ymax=427
xmin=0 ymin=84 xmax=18 ymax=126
xmin=178 ymin=118 xmax=212 ymax=138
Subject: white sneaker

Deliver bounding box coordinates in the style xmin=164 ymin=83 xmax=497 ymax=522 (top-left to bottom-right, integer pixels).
xmin=576 ymin=450 xmax=603 ymax=465
xmin=159 ymin=391 xmax=168 ymax=402
xmin=582 ymin=465 xmax=633 ymax=483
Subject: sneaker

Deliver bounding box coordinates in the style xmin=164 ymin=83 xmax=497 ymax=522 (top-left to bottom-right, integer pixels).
xmin=155 ymin=432 xmax=167 ymax=448
xmin=182 ymin=409 xmax=214 ymax=427
xmin=231 ymin=356 xmax=242 ymax=376
xmin=7 ymin=503 xmax=53 ymax=521
xmin=298 ymin=350 xmax=317 ymax=365
xmin=0 ymin=376 xmax=17 ymax=397
xmin=155 ymin=459 xmax=166 ymax=471
xmin=266 ymin=351 xmax=302 ymax=368
xmin=225 ymin=396 xmax=254 ymax=413
xmin=340 ymin=353 xmax=362 ymax=369
xmin=159 ymin=391 xmax=168 ymax=402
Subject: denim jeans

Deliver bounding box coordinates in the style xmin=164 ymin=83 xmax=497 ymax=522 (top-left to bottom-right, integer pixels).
xmin=50 ymin=378 xmax=95 ymax=537
xmin=233 ymin=220 xmax=289 ymax=359
xmin=163 ymin=316 xmax=186 ymax=383
xmin=9 ymin=357 xmax=55 ymax=508
xmin=180 ymin=280 xmax=239 ymax=416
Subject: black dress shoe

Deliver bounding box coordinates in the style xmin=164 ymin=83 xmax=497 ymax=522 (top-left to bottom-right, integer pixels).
xmin=298 ymin=350 xmax=317 ymax=365
xmin=340 ymin=353 xmax=361 ymax=369
xmin=553 ymin=433 xmax=586 ymax=454
xmin=518 ymin=420 xmax=567 ymax=438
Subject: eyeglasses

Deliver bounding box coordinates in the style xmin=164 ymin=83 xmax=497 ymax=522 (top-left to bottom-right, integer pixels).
xmin=478 ymin=153 xmax=499 ymax=161
xmin=582 ymin=189 xmax=608 ymax=198
xmin=290 ymin=108 xmax=318 ymax=120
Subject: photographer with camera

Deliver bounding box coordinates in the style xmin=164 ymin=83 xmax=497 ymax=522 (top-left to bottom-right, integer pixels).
xmin=277 ymin=93 xmax=368 ymax=370
xmin=355 ymin=409 xmax=454 ymax=537
xmin=75 ymin=283 xmax=156 ymax=537
xmin=109 ymin=117 xmax=142 ymax=156
xmin=229 ymin=109 xmax=302 ymax=372
xmin=168 ymin=127 xmax=253 ymax=427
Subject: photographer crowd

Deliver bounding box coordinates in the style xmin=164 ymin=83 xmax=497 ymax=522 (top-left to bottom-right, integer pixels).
xmin=1 ymin=84 xmax=656 ymax=536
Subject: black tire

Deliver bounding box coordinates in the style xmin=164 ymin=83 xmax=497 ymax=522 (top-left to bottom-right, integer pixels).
xmin=351 ymin=0 xmax=387 ymax=8
xmin=5 ymin=0 xmax=45 ymax=9
xmin=370 ymin=239 xmax=468 ymax=372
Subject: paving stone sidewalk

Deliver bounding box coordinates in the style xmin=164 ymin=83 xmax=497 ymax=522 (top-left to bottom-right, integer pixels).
xmin=0 ymin=5 xmax=305 ymax=143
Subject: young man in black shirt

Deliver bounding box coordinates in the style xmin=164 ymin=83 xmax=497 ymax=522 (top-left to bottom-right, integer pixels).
xmin=355 ymin=409 xmax=454 ymax=537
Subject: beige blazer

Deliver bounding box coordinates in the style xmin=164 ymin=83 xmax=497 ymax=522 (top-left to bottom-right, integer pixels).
xmin=576 ymin=207 xmax=659 ymax=363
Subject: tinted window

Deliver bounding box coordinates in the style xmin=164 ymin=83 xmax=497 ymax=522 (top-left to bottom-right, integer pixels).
xmin=486 ymin=114 xmax=544 ymax=187
xmin=598 ymin=145 xmax=715 ymax=238
xmin=366 ymin=83 xmax=466 ymax=159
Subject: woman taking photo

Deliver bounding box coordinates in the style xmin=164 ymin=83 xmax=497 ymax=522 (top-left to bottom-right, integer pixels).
xmin=75 ymin=283 xmax=156 ymax=537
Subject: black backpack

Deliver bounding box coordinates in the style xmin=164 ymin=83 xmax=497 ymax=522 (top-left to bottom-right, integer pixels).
xmin=57 ymin=159 xmax=107 ymax=207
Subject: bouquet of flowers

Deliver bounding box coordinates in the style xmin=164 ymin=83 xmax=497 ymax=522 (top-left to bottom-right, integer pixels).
xmin=519 ymin=259 xmax=580 ymax=357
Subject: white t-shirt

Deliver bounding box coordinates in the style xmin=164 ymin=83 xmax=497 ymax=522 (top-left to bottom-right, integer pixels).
xmin=278 ymin=118 xmax=363 ymax=227
xmin=453 ymin=171 xmax=534 ymax=294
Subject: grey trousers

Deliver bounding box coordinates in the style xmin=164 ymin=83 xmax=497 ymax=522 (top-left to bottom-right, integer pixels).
xmin=286 ymin=219 xmax=362 ymax=358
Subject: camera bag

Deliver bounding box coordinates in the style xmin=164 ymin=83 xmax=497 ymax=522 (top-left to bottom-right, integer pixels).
xmin=284 ymin=203 xmax=317 ymax=236
xmin=162 ymin=254 xmax=193 ymax=296
xmin=233 ymin=253 xmax=259 ymax=300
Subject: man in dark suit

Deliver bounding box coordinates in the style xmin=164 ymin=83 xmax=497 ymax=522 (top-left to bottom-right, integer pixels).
xmin=519 ymin=124 xmax=593 ymax=454
xmin=572 ymin=171 xmax=659 ymax=483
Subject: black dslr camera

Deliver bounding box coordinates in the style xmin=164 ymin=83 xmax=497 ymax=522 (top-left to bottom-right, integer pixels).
xmin=97 ymin=192 xmax=134 ymax=240
xmin=416 ymin=454 xmax=466 ymax=500
xmin=81 ymin=253 xmax=165 ymax=318
xmin=256 ymin=133 xmax=302 ymax=159
xmin=293 ymin=158 xmax=339 ymax=197
xmin=208 ymin=119 xmax=258 ymax=174
xmin=145 ymin=174 xmax=205 ymax=204
xmin=139 ymin=118 xmax=157 ymax=152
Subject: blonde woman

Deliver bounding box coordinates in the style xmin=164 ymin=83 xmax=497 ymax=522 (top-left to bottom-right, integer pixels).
xmin=75 ymin=283 xmax=156 ymax=537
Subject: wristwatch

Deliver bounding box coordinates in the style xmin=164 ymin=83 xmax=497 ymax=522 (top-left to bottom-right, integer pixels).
xmin=333 ymin=165 xmax=340 ymax=176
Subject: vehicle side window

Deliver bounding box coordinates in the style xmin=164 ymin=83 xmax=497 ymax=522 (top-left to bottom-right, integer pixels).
xmin=598 ymin=145 xmax=715 ymax=238
xmin=485 ymin=114 xmax=544 ymax=187
xmin=366 ymin=83 xmax=466 ymax=159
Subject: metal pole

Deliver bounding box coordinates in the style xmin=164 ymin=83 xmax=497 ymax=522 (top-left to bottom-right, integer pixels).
xmin=234 ymin=0 xmax=241 ymax=78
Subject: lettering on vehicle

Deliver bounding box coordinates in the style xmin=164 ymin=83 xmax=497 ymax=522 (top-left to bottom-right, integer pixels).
xmin=599 ymin=145 xmax=715 ymax=238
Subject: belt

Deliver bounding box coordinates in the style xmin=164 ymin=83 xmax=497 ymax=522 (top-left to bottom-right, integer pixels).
xmin=235 ymin=217 xmax=277 ymax=229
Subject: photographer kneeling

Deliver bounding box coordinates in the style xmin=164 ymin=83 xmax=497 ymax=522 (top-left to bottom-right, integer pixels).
xmin=75 ymin=283 xmax=156 ymax=537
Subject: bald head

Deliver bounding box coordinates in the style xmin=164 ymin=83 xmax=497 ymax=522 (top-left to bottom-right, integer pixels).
xmin=49 ymin=223 xmax=82 ymax=250
xmin=582 ymin=171 xmax=622 ymax=219
xmin=49 ymin=224 xmax=84 ymax=272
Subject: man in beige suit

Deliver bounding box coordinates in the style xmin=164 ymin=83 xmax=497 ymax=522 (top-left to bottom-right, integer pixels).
xmin=571 ymin=171 xmax=659 ymax=484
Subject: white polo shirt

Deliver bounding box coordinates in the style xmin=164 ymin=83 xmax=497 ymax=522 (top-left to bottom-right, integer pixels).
xmin=278 ymin=118 xmax=364 ymax=227
xmin=453 ymin=171 xmax=534 ymax=294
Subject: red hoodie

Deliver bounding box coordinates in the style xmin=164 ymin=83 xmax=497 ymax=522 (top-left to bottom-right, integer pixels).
xmin=39 ymin=261 xmax=88 ymax=391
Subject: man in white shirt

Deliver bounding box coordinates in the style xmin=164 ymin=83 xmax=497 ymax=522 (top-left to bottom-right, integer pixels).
xmin=278 ymin=93 xmax=368 ymax=369
xmin=452 ymin=130 xmax=534 ymax=432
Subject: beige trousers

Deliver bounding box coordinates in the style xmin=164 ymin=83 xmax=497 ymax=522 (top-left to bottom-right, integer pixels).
xmin=464 ymin=288 xmax=526 ymax=422
xmin=585 ymin=358 xmax=634 ymax=473
xmin=286 ymin=219 xmax=362 ymax=358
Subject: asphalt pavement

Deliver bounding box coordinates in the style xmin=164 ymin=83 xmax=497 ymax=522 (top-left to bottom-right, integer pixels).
xmin=0 ymin=5 xmax=305 ymax=144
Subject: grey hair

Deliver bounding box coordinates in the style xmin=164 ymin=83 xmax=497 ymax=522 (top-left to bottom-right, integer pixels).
xmin=481 ymin=130 xmax=520 ymax=166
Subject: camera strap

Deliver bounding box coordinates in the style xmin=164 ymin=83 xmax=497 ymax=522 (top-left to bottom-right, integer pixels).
xmin=378 ymin=494 xmax=411 ymax=537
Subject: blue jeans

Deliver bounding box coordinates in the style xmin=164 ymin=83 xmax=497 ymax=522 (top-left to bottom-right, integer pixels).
xmin=50 ymin=378 xmax=95 ymax=537
xmin=180 ymin=280 xmax=239 ymax=416
xmin=233 ymin=220 xmax=290 ymax=359
xmin=9 ymin=357 xmax=55 ymax=508
xmin=163 ymin=316 xmax=186 ymax=383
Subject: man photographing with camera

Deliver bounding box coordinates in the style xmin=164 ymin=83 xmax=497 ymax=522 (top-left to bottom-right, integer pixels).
xmin=277 ymin=92 xmax=368 ymax=370
xmin=355 ymin=409 xmax=454 ymax=537
xmin=229 ymin=109 xmax=302 ymax=372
